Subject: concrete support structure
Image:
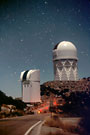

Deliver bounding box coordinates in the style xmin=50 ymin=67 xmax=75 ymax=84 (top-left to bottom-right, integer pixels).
xmin=53 ymin=41 xmax=78 ymax=81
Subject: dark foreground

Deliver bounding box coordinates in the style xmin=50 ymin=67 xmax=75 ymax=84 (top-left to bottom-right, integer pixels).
xmin=0 ymin=114 xmax=48 ymax=135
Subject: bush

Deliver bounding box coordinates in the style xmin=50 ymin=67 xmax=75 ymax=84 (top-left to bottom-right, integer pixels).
xmin=0 ymin=90 xmax=26 ymax=111
xmin=44 ymin=114 xmax=63 ymax=128
xmin=11 ymin=110 xmax=24 ymax=116
xmin=0 ymin=112 xmax=10 ymax=118
xmin=79 ymin=108 xmax=90 ymax=135
xmin=44 ymin=114 xmax=79 ymax=134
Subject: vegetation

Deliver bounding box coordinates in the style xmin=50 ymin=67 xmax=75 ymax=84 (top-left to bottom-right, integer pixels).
xmin=79 ymin=108 xmax=90 ymax=135
xmin=0 ymin=90 xmax=26 ymax=110
xmin=44 ymin=114 xmax=79 ymax=135
xmin=41 ymin=84 xmax=90 ymax=116
xmin=44 ymin=114 xmax=63 ymax=128
xmin=0 ymin=110 xmax=24 ymax=118
xmin=41 ymin=81 xmax=90 ymax=134
xmin=61 ymin=91 xmax=90 ymax=116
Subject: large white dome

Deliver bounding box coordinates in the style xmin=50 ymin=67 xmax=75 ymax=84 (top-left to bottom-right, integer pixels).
xmin=53 ymin=41 xmax=78 ymax=60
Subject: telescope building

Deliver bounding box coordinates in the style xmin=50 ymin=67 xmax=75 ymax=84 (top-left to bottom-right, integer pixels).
xmin=53 ymin=41 xmax=78 ymax=81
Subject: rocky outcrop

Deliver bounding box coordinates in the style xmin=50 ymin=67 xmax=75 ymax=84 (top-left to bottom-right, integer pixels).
xmin=41 ymin=78 xmax=90 ymax=94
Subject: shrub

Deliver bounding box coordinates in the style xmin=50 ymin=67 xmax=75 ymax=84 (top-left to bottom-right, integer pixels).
xmin=11 ymin=110 xmax=24 ymax=116
xmin=79 ymin=108 xmax=90 ymax=135
xmin=44 ymin=114 xmax=64 ymax=128
xmin=44 ymin=114 xmax=79 ymax=134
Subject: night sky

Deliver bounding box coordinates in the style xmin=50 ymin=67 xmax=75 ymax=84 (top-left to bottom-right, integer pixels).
xmin=0 ymin=0 xmax=90 ymax=97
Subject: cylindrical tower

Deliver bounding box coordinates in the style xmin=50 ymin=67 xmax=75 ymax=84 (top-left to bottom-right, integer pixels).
xmin=20 ymin=69 xmax=40 ymax=103
xmin=53 ymin=41 xmax=78 ymax=81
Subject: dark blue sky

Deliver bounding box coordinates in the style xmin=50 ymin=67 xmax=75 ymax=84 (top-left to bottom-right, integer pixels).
xmin=0 ymin=0 xmax=90 ymax=97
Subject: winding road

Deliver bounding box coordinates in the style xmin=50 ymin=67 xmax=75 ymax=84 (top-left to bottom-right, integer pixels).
xmin=0 ymin=114 xmax=48 ymax=135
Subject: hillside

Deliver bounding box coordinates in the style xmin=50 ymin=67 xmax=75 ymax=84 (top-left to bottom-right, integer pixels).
xmin=41 ymin=77 xmax=90 ymax=96
xmin=41 ymin=77 xmax=90 ymax=116
xmin=0 ymin=90 xmax=26 ymax=110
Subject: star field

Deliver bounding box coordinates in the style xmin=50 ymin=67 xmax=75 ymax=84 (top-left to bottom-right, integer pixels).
xmin=0 ymin=0 xmax=90 ymax=97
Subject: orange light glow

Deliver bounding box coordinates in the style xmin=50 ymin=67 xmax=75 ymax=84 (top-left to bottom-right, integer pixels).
xmin=39 ymin=109 xmax=42 ymax=112
xmin=45 ymin=106 xmax=48 ymax=110
xmin=53 ymin=101 xmax=57 ymax=106
xmin=38 ymin=111 xmax=40 ymax=114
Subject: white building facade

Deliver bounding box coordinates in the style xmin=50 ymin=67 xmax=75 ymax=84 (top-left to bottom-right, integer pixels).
xmin=53 ymin=41 xmax=78 ymax=81
xmin=20 ymin=69 xmax=40 ymax=103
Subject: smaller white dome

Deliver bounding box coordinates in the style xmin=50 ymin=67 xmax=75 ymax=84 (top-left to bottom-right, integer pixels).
xmin=20 ymin=71 xmax=26 ymax=81
xmin=20 ymin=69 xmax=40 ymax=82
xmin=53 ymin=41 xmax=78 ymax=60
xmin=27 ymin=70 xmax=40 ymax=81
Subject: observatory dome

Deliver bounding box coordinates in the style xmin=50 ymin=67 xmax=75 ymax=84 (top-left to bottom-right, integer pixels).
xmin=20 ymin=69 xmax=40 ymax=82
xmin=53 ymin=41 xmax=78 ymax=61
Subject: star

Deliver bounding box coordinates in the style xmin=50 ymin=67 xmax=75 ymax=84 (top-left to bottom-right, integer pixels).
xmin=79 ymin=23 xmax=81 ymax=26
xmin=57 ymin=9 xmax=60 ymax=13
xmin=14 ymin=72 xmax=17 ymax=75
xmin=78 ymin=9 xmax=81 ymax=13
xmin=44 ymin=1 xmax=48 ymax=5
xmin=0 ymin=0 xmax=90 ymax=98
xmin=42 ymin=12 xmax=45 ymax=15
xmin=20 ymin=39 xmax=24 ymax=42
xmin=0 ymin=37 xmax=3 ymax=41
xmin=8 ymin=66 xmax=11 ymax=69
xmin=42 ymin=69 xmax=45 ymax=73
xmin=12 ymin=18 xmax=15 ymax=22
xmin=51 ymin=42 xmax=55 ymax=45
xmin=49 ymin=38 xmax=52 ymax=41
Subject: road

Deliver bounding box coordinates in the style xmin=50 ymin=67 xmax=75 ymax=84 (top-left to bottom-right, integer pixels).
xmin=0 ymin=114 xmax=48 ymax=135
